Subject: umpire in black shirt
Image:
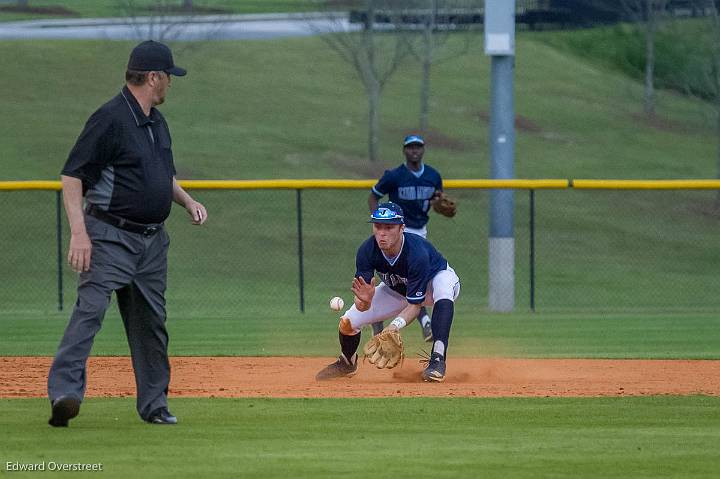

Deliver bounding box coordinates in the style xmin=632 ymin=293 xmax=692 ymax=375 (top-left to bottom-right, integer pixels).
xmin=48 ymin=41 xmax=207 ymax=427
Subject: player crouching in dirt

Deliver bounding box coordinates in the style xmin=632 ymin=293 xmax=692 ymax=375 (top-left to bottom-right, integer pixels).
xmin=316 ymin=202 xmax=460 ymax=382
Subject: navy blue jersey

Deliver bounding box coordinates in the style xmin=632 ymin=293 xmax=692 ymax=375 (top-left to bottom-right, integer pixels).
xmin=355 ymin=232 xmax=448 ymax=304
xmin=372 ymin=164 xmax=443 ymax=229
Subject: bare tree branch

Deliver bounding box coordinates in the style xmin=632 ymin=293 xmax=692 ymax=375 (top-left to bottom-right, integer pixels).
xmin=614 ymin=0 xmax=669 ymax=117
xmin=402 ymin=0 xmax=481 ymax=131
xmin=116 ymin=0 xmax=229 ymax=42
xmin=307 ymin=0 xmax=414 ymax=162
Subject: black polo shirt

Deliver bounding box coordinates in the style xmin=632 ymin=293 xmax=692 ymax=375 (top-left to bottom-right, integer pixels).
xmin=62 ymin=86 xmax=176 ymax=224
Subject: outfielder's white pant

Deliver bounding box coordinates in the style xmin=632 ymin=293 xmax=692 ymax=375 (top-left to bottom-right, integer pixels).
xmin=404 ymin=225 xmax=427 ymax=238
xmin=343 ymin=265 xmax=460 ymax=332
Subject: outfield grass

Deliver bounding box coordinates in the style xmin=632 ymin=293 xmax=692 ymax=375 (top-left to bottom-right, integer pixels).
xmin=1 ymin=397 xmax=719 ymax=478
xmin=0 ymin=34 xmax=718 ymax=316
xmin=0 ymin=36 xmax=713 ymax=180
xmin=3 ymin=309 xmax=719 ymax=358
xmin=4 ymin=187 xmax=720 ymax=316
xmin=0 ymin=1 xmax=321 ymax=22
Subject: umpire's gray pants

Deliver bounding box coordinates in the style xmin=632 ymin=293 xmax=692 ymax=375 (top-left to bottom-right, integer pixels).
xmin=48 ymin=214 xmax=171 ymax=421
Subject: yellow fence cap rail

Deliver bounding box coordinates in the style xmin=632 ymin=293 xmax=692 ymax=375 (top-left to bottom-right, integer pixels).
xmin=0 ymin=181 xmax=62 ymax=191
xmin=179 ymin=179 xmax=571 ymax=190
xmin=444 ymin=179 xmax=569 ymax=189
xmin=178 ymin=179 xmax=376 ymax=189
xmin=3 ymin=179 xmax=720 ymax=191
xmin=573 ymin=179 xmax=720 ymax=190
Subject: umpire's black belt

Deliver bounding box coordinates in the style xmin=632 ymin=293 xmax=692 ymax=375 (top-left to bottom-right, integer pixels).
xmin=86 ymin=204 xmax=163 ymax=237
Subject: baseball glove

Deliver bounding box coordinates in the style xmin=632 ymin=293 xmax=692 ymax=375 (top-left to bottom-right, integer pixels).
xmin=431 ymin=191 xmax=457 ymax=217
xmin=363 ymin=328 xmax=404 ymax=369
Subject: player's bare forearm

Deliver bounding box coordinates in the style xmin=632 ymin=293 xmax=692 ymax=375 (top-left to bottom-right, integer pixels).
xmin=383 ymin=303 xmax=421 ymax=332
xmin=396 ymin=303 xmax=421 ymax=325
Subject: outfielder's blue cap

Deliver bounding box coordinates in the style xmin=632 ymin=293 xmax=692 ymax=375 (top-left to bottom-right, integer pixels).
xmin=403 ymin=134 xmax=425 ymax=146
xmin=369 ymin=202 xmax=404 ymax=225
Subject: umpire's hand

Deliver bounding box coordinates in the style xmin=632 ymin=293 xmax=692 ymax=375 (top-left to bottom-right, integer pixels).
xmin=68 ymin=231 xmax=92 ymax=273
xmin=185 ymin=200 xmax=208 ymax=225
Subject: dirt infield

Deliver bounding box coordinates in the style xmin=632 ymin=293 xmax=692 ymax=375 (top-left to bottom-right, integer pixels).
xmin=2 ymin=357 xmax=719 ymax=398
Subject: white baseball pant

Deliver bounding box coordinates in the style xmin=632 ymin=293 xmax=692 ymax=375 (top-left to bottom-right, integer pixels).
xmin=343 ymin=265 xmax=460 ymax=332
xmin=404 ymin=225 xmax=427 ymax=238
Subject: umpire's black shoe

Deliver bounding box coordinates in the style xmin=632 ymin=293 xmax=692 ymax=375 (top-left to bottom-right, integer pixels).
xmin=146 ymin=407 xmax=178 ymax=425
xmin=422 ymin=352 xmax=446 ymax=382
xmin=48 ymin=395 xmax=81 ymax=427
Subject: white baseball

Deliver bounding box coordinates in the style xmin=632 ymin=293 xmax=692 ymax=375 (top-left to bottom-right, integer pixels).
xmin=329 ymin=296 xmax=344 ymax=312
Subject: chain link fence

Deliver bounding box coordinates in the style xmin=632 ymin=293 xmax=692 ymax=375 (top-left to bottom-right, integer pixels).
xmin=2 ymin=181 xmax=720 ymax=317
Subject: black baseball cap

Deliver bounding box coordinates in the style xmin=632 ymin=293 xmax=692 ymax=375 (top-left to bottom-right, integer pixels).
xmin=128 ymin=40 xmax=187 ymax=76
xmin=369 ymin=202 xmax=404 ymax=225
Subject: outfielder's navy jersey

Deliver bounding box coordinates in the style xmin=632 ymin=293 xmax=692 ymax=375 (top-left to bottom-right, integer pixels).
xmin=371 ymin=164 xmax=443 ymax=229
xmin=356 ymin=232 xmax=448 ymax=304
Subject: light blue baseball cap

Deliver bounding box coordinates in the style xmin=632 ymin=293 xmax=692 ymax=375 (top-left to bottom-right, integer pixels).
xmin=369 ymin=202 xmax=404 ymax=225
xmin=403 ymin=134 xmax=425 ymax=146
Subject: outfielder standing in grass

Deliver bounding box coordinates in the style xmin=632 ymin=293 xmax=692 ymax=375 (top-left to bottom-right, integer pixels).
xmin=316 ymin=202 xmax=460 ymax=382
xmin=368 ymin=135 xmax=454 ymax=342
xmin=47 ymin=41 xmax=207 ymax=427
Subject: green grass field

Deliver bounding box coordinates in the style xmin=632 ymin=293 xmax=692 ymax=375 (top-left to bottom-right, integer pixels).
xmin=1 ymin=397 xmax=719 ymax=478
xmin=1 ymin=25 xmax=719 ymax=479
xmin=2 ymin=310 xmax=720 ymax=359
xmin=0 ymin=0 xmax=321 ymax=22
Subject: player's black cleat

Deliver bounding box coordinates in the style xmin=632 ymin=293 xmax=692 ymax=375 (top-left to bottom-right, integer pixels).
xmin=421 ymin=321 xmax=433 ymax=343
xmin=315 ymin=353 xmax=358 ymax=380
xmin=48 ymin=395 xmax=81 ymax=427
xmin=146 ymin=407 xmax=178 ymax=425
xmin=421 ymin=352 xmax=446 ymax=382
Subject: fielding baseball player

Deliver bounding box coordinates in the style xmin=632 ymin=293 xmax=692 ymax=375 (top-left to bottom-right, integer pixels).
xmin=316 ymin=202 xmax=460 ymax=382
xmin=368 ymin=134 xmax=455 ymax=342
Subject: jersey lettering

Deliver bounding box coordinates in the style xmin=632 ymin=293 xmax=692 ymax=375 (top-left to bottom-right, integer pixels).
xmin=372 ymin=164 xmax=443 ymax=229
xmin=397 ymin=186 xmax=436 ymax=202
xmin=416 ymin=186 xmax=436 ymax=200
xmin=397 ymin=186 xmax=417 ymax=200
xmin=379 ymin=272 xmax=408 ymax=288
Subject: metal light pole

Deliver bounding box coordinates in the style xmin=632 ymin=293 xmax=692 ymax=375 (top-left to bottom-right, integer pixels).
xmin=485 ymin=0 xmax=516 ymax=312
